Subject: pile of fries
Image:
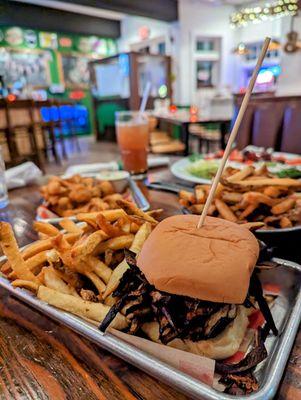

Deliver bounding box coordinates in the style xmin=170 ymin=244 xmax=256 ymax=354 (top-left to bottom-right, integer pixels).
xmin=0 ymin=200 xmax=161 ymax=329
xmin=179 ymin=165 xmax=301 ymax=229
xmin=41 ymin=174 xmax=127 ymax=217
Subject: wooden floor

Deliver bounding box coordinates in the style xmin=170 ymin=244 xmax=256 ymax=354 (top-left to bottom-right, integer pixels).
xmin=45 ymin=136 xmax=119 ymax=176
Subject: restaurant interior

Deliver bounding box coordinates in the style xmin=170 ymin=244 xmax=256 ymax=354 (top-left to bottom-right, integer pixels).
xmin=0 ymin=0 xmax=300 ymax=399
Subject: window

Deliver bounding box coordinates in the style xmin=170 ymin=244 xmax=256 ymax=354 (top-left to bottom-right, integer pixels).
xmin=196 ymin=39 xmax=215 ymax=52
xmin=196 ymin=61 xmax=214 ymax=88
xmin=138 ymin=46 xmax=150 ymax=54
xmin=245 ymin=42 xmax=279 ymax=61
xmin=158 ymin=42 xmax=166 ymax=55
xmin=193 ymin=36 xmax=221 ymax=89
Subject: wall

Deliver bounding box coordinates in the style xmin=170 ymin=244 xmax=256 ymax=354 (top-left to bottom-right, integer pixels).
xmin=231 ymin=0 xmax=301 ymax=95
xmin=0 ymin=25 xmax=118 ymax=135
xmin=118 ymin=15 xmax=172 ymax=52
xmin=118 ymin=15 xmax=181 ymax=101
xmin=117 ymin=1 xmax=301 ymax=104
xmin=234 ymin=19 xmax=282 ymax=44
xmin=277 ymin=15 xmax=301 ymax=95
xmin=178 ymin=0 xmax=235 ymax=105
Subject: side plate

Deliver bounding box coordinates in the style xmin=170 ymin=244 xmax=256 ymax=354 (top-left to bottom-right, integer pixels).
xmin=36 ymin=176 xmax=150 ymax=224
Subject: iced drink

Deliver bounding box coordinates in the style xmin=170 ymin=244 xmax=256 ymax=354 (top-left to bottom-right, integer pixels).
xmin=116 ymin=112 xmax=149 ymax=175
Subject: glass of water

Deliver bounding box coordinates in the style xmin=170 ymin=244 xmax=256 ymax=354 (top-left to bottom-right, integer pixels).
xmin=0 ymin=147 xmax=8 ymax=208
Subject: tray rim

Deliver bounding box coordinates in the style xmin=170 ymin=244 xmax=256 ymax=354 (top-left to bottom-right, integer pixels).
xmin=0 ymin=254 xmax=300 ymax=400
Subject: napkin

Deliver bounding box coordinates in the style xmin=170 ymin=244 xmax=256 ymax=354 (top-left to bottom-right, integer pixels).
xmin=65 ymin=157 xmax=170 ymax=176
xmin=5 ymin=161 xmax=43 ymax=190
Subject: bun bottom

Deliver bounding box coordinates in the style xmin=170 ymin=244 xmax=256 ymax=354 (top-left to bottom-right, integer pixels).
xmin=142 ymin=306 xmax=249 ymax=360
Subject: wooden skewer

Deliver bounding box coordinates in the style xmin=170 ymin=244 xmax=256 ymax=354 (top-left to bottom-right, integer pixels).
xmin=197 ymin=37 xmax=271 ymax=229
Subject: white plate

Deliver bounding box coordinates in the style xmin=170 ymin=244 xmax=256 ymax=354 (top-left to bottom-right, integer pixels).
xmin=170 ymin=158 xmax=214 ymax=184
xmin=171 ymin=154 xmax=301 ymax=184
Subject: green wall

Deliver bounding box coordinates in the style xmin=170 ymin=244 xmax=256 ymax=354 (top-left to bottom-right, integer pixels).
xmin=0 ymin=26 xmax=118 ymax=135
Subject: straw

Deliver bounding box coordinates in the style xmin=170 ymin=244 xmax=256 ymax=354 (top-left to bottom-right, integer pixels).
xmin=197 ymin=37 xmax=271 ymax=229
xmin=139 ymin=81 xmax=152 ymax=114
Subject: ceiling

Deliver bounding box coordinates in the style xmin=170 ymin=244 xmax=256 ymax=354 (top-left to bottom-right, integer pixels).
xmin=10 ymin=0 xmax=179 ymax=21
xmin=223 ymin=0 xmax=257 ymax=5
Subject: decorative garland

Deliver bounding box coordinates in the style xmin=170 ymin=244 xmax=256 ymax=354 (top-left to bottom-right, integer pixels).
xmin=230 ymin=0 xmax=299 ymax=28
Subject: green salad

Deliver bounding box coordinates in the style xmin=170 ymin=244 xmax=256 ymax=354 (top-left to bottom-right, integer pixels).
xmin=186 ymin=159 xmax=219 ymax=179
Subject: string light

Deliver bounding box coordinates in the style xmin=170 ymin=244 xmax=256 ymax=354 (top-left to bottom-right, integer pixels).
xmin=230 ymin=0 xmax=299 ymax=28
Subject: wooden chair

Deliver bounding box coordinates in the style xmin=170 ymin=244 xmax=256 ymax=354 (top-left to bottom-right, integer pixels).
xmin=280 ymin=102 xmax=301 ymax=154
xmin=0 ymin=99 xmax=12 ymax=165
xmin=5 ymin=99 xmax=44 ymax=170
xmin=150 ymin=129 xmax=185 ymax=154
xmin=151 ymin=140 xmax=185 ymax=154
xmin=189 ymin=124 xmax=221 ymax=154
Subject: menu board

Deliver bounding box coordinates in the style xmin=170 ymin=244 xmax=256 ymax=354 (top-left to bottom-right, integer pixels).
xmin=0 ymin=48 xmax=50 ymax=87
xmin=61 ymin=55 xmax=90 ymax=87
xmin=0 ymin=26 xmax=117 ymax=56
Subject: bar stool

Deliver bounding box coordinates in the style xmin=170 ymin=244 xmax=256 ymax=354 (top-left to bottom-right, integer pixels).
xmin=41 ymin=103 xmax=67 ymax=159
xmin=58 ymin=103 xmax=81 ymax=153
xmin=32 ymin=100 xmax=61 ymax=164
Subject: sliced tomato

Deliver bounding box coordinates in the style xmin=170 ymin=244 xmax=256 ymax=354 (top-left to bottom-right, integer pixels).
xmin=248 ymin=310 xmax=265 ymax=329
xmin=263 ymin=283 xmax=281 ymax=295
xmin=223 ymin=351 xmax=245 ymax=364
xmin=285 ymin=158 xmax=301 ymax=165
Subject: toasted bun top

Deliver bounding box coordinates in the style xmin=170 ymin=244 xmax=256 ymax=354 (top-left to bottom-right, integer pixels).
xmin=137 ymin=215 xmax=259 ymax=304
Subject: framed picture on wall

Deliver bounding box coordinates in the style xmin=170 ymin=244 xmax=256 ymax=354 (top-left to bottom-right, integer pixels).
xmin=0 ymin=48 xmax=51 ymax=88
xmin=60 ymin=54 xmax=91 ymax=88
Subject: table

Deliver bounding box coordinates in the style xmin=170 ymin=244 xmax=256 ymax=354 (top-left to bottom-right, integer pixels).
xmin=0 ymin=163 xmax=300 ymax=399
xmin=153 ymin=111 xmax=231 ymax=156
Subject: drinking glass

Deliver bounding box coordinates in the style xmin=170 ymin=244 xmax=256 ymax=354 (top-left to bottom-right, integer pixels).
xmin=0 ymin=147 xmax=8 ymax=208
xmin=115 ymin=111 xmax=149 ymax=176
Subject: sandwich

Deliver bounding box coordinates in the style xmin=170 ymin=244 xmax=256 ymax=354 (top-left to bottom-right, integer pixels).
xmin=100 ymin=215 xmax=278 ymax=395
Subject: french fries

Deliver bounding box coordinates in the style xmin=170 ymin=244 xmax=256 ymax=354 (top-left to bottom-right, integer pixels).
xmin=179 ymin=165 xmax=301 ymax=229
xmin=37 ymin=286 xmax=128 ymax=329
xmin=0 ymin=207 xmax=159 ymax=326
xmin=102 ymin=223 xmax=152 ymax=299
xmin=33 ymin=221 xmax=60 ymax=237
xmin=0 ymin=223 xmax=39 ymax=283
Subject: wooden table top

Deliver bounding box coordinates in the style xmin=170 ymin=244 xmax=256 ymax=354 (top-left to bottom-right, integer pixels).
xmin=153 ymin=110 xmax=231 ymax=125
xmin=0 ymin=166 xmax=300 ymax=400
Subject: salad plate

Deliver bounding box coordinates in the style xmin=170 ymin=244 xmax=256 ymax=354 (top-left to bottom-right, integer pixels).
xmin=171 ymin=149 xmax=301 ymax=184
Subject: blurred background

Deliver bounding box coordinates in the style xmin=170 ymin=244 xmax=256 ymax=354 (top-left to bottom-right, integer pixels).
xmin=1 ymin=0 xmax=301 ymax=167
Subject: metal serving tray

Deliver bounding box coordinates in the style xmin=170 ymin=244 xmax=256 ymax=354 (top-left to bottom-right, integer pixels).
xmin=37 ymin=176 xmax=150 ymax=224
xmin=0 ymin=256 xmax=300 ymax=400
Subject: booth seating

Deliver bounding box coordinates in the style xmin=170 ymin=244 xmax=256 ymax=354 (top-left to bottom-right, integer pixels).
xmin=234 ymin=95 xmax=301 ymax=151
xmin=281 ymin=103 xmax=301 ymax=154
